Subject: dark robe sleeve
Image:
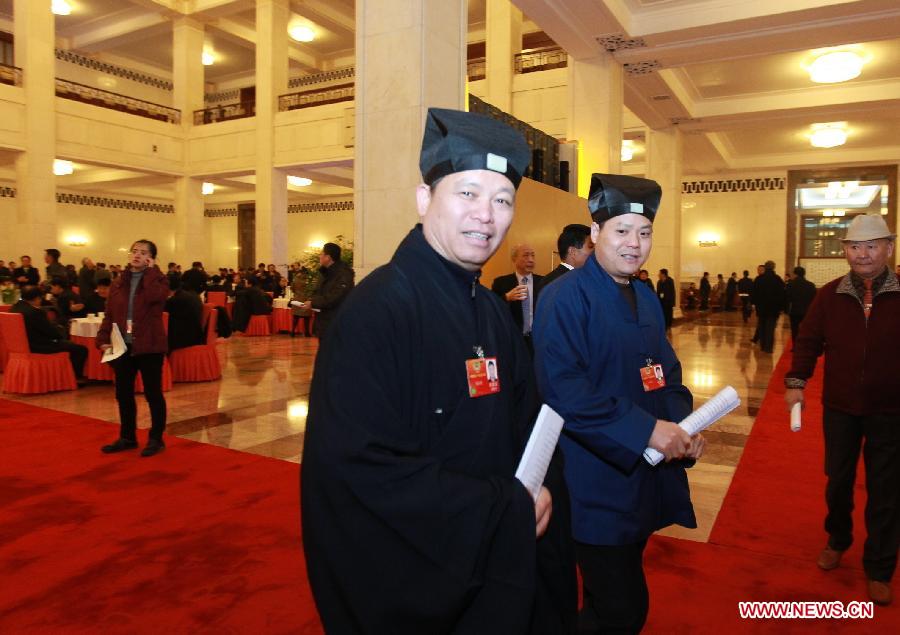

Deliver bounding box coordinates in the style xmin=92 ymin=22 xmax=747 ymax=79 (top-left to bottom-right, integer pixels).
xmin=301 ymin=278 xmax=538 ymax=634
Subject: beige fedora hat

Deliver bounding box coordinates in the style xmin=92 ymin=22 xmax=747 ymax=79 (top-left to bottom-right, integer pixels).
xmin=841 ymin=214 xmax=896 ymax=242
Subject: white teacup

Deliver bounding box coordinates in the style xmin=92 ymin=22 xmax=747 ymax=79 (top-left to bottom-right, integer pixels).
xmin=98 ymin=312 xmax=105 ymax=318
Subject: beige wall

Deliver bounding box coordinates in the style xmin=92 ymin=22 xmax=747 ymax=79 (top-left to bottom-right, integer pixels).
xmin=204 ymin=209 xmax=355 ymax=269
xmin=680 ymin=174 xmax=788 ymax=283
xmin=469 ymin=67 xmax=568 ymax=138
xmin=483 ymin=177 xmax=588 ymax=286
xmin=0 ymin=192 xmax=178 ymax=268
xmin=55 ymin=58 xmax=173 ymax=107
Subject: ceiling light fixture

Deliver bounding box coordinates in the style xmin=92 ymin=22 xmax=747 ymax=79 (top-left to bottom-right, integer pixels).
xmin=289 ymin=25 xmax=316 ymax=43
xmin=620 ymin=140 xmax=634 ymax=162
xmin=807 ymin=50 xmax=864 ymax=84
xmin=288 ymin=176 xmax=313 ymax=187
xmin=202 ymin=182 xmax=215 ymax=195
xmin=809 ymin=122 xmax=847 ymax=149
xmin=51 ymin=0 xmax=72 ymax=16
xmin=53 ymin=159 xmax=74 ymax=176
xmin=202 ymin=50 xmax=215 ymax=66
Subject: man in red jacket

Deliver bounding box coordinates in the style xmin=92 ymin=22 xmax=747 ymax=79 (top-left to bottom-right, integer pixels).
xmin=784 ymin=214 xmax=898 ymax=606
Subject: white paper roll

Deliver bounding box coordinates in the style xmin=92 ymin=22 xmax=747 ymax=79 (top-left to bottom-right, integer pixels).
xmin=790 ymin=402 xmax=802 ymax=432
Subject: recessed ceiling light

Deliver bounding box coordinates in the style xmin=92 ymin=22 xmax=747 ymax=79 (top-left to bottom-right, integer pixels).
xmin=202 ymin=182 xmax=215 ymax=195
xmin=202 ymin=50 xmax=216 ymax=66
xmin=809 ymin=122 xmax=848 ymax=148
xmin=807 ymin=50 xmax=864 ymax=84
xmin=289 ymin=25 xmax=315 ymax=43
xmin=51 ymin=0 xmax=72 ymax=16
xmin=53 ymin=159 xmax=73 ymax=176
xmin=620 ymin=140 xmax=634 ymax=162
xmin=288 ymin=176 xmax=312 ymax=187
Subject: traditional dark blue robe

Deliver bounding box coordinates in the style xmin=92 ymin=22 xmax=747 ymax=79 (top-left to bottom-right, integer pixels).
xmin=534 ymin=255 xmax=696 ymax=545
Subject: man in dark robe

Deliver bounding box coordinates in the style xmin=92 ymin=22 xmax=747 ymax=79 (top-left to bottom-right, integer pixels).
xmin=301 ymin=108 xmax=576 ymax=634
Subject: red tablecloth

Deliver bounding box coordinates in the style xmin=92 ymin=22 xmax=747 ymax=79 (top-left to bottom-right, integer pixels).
xmin=272 ymin=308 xmax=291 ymax=332
xmin=71 ymin=335 xmax=115 ymax=381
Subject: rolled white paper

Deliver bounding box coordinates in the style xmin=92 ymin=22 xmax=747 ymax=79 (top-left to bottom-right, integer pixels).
xmin=790 ymin=402 xmax=802 ymax=432
xmin=644 ymin=385 xmax=741 ymax=466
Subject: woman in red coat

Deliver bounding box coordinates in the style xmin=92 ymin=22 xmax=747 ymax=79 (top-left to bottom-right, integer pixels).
xmin=96 ymin=239 xmax=170 ymax=457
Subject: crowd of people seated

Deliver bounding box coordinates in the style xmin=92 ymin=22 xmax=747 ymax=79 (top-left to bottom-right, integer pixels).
xmin=0 ymin=247 xmax=346 ymax=387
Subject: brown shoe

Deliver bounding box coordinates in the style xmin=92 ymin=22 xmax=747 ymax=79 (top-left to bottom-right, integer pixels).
xmin=817 ymin=546 xmax=844 ymax=571
xmin=867 ymin=580 xmax=893 ymax=606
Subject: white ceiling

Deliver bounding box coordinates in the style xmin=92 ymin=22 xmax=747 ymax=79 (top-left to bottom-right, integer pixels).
xmin=1 ymin=0 xmax=898 ymax=185
xmin=514 ymin=0 xmax=900 ymax=174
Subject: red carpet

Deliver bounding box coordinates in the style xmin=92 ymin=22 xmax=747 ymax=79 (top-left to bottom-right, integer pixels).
xmin=3 ymin=352 xmax=896 ymax=633
xmin=644 ymin=353 xmax=897 ymax=633
xmin=0 ymin=399 xmax=322 ymax=634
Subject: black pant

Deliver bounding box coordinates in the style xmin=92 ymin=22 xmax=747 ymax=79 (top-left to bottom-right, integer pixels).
xmin=51 ymin=340 xmax=87 ymax=378
xmin=789 ymin=314 xmax=804 ymax=343
xmin=823 ymin=408 xmax=900 ymax=581
xmin=576 ymin=540 xmax=649 ymax=634
xmin=661 ymin=305 xmax=673 ymax=330
xmin=741 ymin=297 xmax=752 ymax=322
xmin=757 ymin=313 xmax=778 ymax=352
xmin=112 ymin=352 xmax=166 ymax=443
xmin=291 ymin=314 xmax=312 ymax=337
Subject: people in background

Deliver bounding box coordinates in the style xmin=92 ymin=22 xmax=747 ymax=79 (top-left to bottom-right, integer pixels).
xmin=181 ymin=261 xmax=208 ymax=293
xmin=290 ymin=266 xmax=312 ymax=338
xmin=49 ymin=277 xmax=86 ymax=325
xmin=165 ymin=281 xmax=205 ymax=352
xmin=10 ymin=285 xmax=87 ymax=382
xmin=232 ymin=277 xmax=272 ymax=332
xmin=78 ymin=258 xmax=97 ymax=296
xmin=784 ymin=214 xmax=899 ymax=607
xmin=738 ymin=270 xmax=753 ymax=321
xmin=84 ymin=278 xmax=111 ymax=314
xmin=98 ymin=239 xmax=170 ymax=458
xmin=492 ymin=243 xmax=542 ymax=355
xmin=751 ymin=260 xmax=785 ymax=353
xmin=14 ymin=255 xmax=40 ymax=288
xmin=300 ymin=243 xmax=354 ymax=341
xmin=725 ymin=272 xmax=738 ymax=311
xmin=637 ymin=269 xmax=655 ymax=292
xmin=44 ymin=248 xmax=67 ymax=282
xmin=539 ymin=224 xmax=593 ymax=294
xmin=657 ymin=268 xmax=676 ymax=329
xmin=783 ymin=265 xmax=817 ymax=345
xmin=699 ymin=271 xmax=711 ymax=310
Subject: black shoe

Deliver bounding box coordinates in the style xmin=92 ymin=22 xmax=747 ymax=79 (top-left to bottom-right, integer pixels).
xmin=141 ymin=439 xmax=165 ymax=457
xmin=102 ymin=438 xmax=138 ymax=453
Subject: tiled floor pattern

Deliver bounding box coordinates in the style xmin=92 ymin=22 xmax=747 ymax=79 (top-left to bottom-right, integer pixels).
xmin=2 ymin=311 xmax=790 ymax=543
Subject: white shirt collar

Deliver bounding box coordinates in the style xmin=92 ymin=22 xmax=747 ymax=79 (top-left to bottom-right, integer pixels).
xmin=561 ymin=262 xmax=574 ymax=270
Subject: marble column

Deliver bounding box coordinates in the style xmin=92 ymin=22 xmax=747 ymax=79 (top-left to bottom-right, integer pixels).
xmin=484 ymin=0 xmax=522 ymax=113
xmin=354 ymin=0 xmax=467 ymax=278
xmin=14 ymin=0 xmax=57 ymax=257
xmin=643 ymin=127 xmax=684 ymax=288
xmin=566 ymin=54 xmax=623 ymax=198
xmin=255 ymin=0 xmax=289 ymax=268
xmin=172 ymin=18 xmax=206 ymax=265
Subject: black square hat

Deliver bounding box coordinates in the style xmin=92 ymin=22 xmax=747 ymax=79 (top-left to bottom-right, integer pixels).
xmin=588 ymin=173 xmax=662 ymax=223
xmin=420 ymin=108 xmax=532 ymax=189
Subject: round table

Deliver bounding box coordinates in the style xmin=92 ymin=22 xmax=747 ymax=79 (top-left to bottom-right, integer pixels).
xmin=69 ymin=317 xmax=114 ymax=381
xmin=272 ymin=298 xmax=291 ymax=332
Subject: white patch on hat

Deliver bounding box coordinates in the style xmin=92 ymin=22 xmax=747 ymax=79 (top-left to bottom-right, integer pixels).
xmin=486 ymin=153 xmax=508 ymax=174
xmin=630 ymin=203 xmax=644 ymax=214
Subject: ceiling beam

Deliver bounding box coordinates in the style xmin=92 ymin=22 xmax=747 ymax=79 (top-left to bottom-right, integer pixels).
xmin=511 ymin=0 xmax=613 ymax=59
xmin=614 ymin=7 xmax=900 ymax=68
xmin=70 ymin=12 xmax=172 ymax=52
xmin=210 ymin=17 xmax=321 ymax=72
xmin=57 ymin=169 xmax=151 ymax=187
xmin=294 ymin=0 xmax=355 ymax=36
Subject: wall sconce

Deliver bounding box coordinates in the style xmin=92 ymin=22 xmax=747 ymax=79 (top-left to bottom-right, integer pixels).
xmin=697 ymin=232 xmax=719 ymax=247
xmin=66 ymin=235 xmax=88 ymax=247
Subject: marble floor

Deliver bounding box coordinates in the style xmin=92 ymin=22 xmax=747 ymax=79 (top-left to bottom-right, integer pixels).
xmin=1 ymin=311 xmax=790 ymax=544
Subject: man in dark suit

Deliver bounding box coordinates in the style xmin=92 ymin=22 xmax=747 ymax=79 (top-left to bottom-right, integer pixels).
xmin=13 ymin=255 xmax=40 ymax=288
xmin=656 ymin=268 xmax=676 ymax=330
xmin=165 ymin=282 xmax=205 ymax=351
xmin=784 ymin=265 xmax=817 ymax=346
xmin=491 ymin=243 xmax=542 ymax=354
xmin=181 ymin=261 xmax=208 ymax=293
xmin=539 ymin=224 xmax=593 ymax=296
xmin=232 ymin=277 xmax=273 ymax=332
xmin=9 ymin=285 xmax=87 ymax=380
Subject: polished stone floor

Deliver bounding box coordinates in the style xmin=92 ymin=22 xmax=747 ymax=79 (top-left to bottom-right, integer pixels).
xmin=1 ymin=310 xmax=789 ymax=544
